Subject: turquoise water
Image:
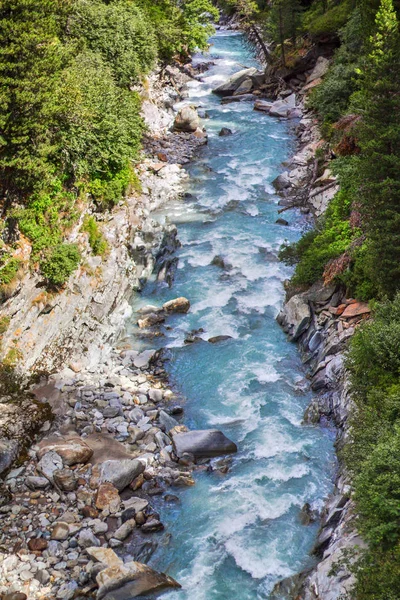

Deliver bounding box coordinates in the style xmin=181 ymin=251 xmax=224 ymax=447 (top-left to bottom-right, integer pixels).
xmin=130 ymin=31 xmax=335 ymax=600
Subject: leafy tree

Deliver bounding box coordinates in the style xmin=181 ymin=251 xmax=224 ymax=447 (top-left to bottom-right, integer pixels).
xmin=70 ymin=0 xmax=157 ymax=88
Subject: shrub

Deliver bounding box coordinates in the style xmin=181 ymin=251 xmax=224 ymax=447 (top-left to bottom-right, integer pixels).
xmin=82 ymin=216 xmax=108 ymax=257
xmin=40 ymin=243 xmax=81 ymax=287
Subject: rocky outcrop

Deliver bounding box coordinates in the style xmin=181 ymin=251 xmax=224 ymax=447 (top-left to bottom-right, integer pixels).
xmin=277 ymin=280 xmax=366 ymax=599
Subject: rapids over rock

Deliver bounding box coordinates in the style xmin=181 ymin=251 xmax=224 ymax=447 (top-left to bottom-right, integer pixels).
xmin=128 ymin=31 xmax=335 ymax=600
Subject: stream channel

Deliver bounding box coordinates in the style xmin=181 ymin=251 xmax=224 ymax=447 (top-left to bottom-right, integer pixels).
xmin=128 ymin=30 xmax=335 ymax=600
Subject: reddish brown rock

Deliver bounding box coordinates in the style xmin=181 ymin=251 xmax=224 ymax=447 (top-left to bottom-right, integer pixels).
xmin=95 ymin=483 xmax=120 ymax=512
xmin=27 ymin=538 xmax=48 ymax=552
xmin=37 ymin=437 xmax=93 ymax=466
xmin=341 ymin=302 xmax=371 ymax=319
xmin=81 ymin=505 xmax=99 ymax=518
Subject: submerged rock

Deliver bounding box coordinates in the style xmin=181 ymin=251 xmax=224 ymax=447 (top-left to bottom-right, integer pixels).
xmin=208 ymin=335 xmax=233 ymax=344
xmin=172 ymin=430 xmax=237 ymax=458
xmin=219 ymin=127 xmax=233 ymax=136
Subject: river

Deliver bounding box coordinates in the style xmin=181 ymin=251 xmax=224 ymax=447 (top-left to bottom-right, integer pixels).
xmin=129 ymin=30 xmax=335 ymax=600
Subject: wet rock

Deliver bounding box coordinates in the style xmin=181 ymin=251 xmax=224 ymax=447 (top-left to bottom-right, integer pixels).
xmin=300 ymin=502 xmax=318 ymax=525
xmin=208 ymin=335 xmax=232 ymax=344
xmin=100 ymin=459 xmax=145 ymax=492
xmin=37 ymin=450 xmax=63 ymax=483
xmin=254 ymin=100 xmax=273 ymax=113
xmin=218 ymin=127 xmax=233 ymax=136
xmin=96 ymin=483 xmax=121 ymax=512
xmin=38 ymin=438 xmax=93 ymax=466
xmin=233 ymin=77 xmax=253 ymax=95
xmin=53 ymin=468 xmax=77 ymax=492
xmin=137 ymin=313 xmax=165 ymax=329
xmin=173 ymin=106 xmax=199 ymax=133
xmin=276 ymin=218 xmax=289 ymax=226
xmin=272 ymin=171 xmax=291 ymax=191
xmin=57 ymin=581 xmax=78 ymax=600
xmin=172 ymin=429 xmax=237 ymax=459
xmin=95 ymin=558 xmax=181 ymax=600
xmin=158 ymin=410 xmax=178 ymax=434
xmin=213 ymin=67 xmax=258 ymax=96
xmin=141 ymin=518 xmax=164 ymax=533
xmin=162 ymin=297 xmax=190 ymax=314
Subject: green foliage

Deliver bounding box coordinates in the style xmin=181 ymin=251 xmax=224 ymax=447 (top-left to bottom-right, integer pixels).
xmin=82 ymin=216 xmax=108 ymax=257
xmin=345 ymin=294 xmax=400 ymax=598
xmin=0 ymin=257 xmax=21 ymax=286
xmin=137 ymin=0 xmax=218 ymax=61
xmin=303 ymin=0 xmax=352 ymax=37
xmin=40 ymin=243 xmax=81 ymax=287
xmin=307 ymin=10 xmax=364 ymax=125
xmin=70 ymin=0 xmax=157 ymax=88
xmin=280 ymin=187 xmax=356 ymax=286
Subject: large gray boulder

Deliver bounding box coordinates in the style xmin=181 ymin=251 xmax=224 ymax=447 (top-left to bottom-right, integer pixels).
xmin=277 ymin=294 xmax=311 ymax=341
xmin=172 ymin=430 xmax=237 ymax=458
xmin=173 ymin=106 xmax=200 ymax=132
xmin=213 ymin=68 xmax=258 ymax=96
xmin=99 ymin=459 xmax=145 ymax=492
xmin=269 ymin=93 xmax=296 ymax=118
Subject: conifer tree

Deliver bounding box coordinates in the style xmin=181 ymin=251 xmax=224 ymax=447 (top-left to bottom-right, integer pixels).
xmin=354 ymin=0 xmax=400 ymax=296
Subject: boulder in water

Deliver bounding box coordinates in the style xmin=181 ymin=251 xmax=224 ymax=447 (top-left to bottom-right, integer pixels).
xmin=172 ymin=429 xmax=237 ymax=458
xmin=213 ymin=67 xmax=258 ymax=96
xmin=208 ymin=335 xmax=233 ymax=344
xmin=219 ymin=127 xmax=233 ymax=137
xmin=233 ymin=77 xmax=253 ymax=96
xmin=173 ymin=106 xmax=200 ymax=132
xmin=269 ymin=93 xmax=296 ymax=118
xmin=162 ymin=297 xmax=190 ymax=314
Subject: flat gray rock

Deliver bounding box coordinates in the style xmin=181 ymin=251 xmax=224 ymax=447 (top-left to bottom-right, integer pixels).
xmin=100 ymin=459 xmax=145 ymax=491
xmin=172 ymin=430 xmax=237 ymax=458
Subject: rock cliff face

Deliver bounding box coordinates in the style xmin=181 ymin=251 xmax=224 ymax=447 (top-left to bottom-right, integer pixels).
xmin=277 ymin=284 xmax=367 ymax=599
xmin=0 ymin=66 xmax=202 ymax=374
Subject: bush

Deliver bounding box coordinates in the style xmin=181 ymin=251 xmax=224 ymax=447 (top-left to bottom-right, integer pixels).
xmin=40 ymin=243 xmax=81 ymax=287
xmin=82 ymin=216 xmax=108 ymax=256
